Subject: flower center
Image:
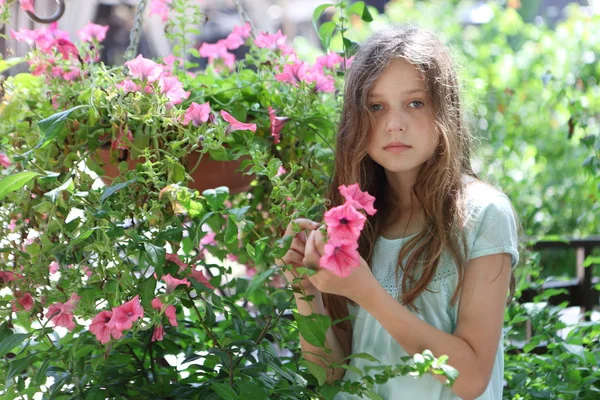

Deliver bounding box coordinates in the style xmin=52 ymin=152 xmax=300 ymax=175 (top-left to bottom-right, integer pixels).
xmin=340 ymin=217 xmax=349 ymax=225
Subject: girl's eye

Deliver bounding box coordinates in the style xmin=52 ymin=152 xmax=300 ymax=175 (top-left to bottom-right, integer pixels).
xmin=409 ymin=100 xmax=424 ymax=108
xmin=369 ymin=104 xmax=383 ymax=112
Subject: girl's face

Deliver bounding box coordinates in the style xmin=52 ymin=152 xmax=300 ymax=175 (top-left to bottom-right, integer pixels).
xmin=366 ymin=58 xmax=438 ymax=181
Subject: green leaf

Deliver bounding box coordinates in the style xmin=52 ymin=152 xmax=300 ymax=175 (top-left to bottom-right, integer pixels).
xmin=234 ymin=381 xmax=267 ymax=400
xmin=0 ymin=333 xmax=29 ymax=357
xmin=318 ymin=21 xmax=337 ymax=51
xmin=0 ymin=57 xmax=26 ymax=73
xmin=246 ymin=268 xmax=275 ymax=297
xmin=0 ymin=171 xmax=39 ymax=201
xmin=211 ymin=382 xmax=239 ymax=400
xmin=583 ymin=255 xmax=600 ymax=267
xmin=144 ymin=242 xmax=166 ymax=277
xmin=346 ymin=352 xmax=380 ymax=363
xmin=202 ymin=186 xmax=229 ymax=211
xmin=140 ymin=278 xmax=157 ymax=310
xmin=301 ymin=359 xmax=327 ymax=386
xmin=70 ymin=228 xmax=98 ymax=246
xmin=293 ymin=312 xmax=331 ymax=348
xmin=86 ymin=387 xmax=109 ymax=400
xmin=44 ymin=178 xmax=74 ymax=203
xmin=225 ymin=217 xmax=238 ymax=244
xmin=31 ymin=358 xmax=50 ymax=387
xmin=312 ymin=3 xmax=336 ymax=36
xmin=5 ymin=353 xmax=38 ymax=385
xmin=100 ymin=178 xmax=137 ymax=203
xmin=347 ymin=1 xmax=373 ymax=22
xmin=25 ymin=105 xmax=87 ymax=155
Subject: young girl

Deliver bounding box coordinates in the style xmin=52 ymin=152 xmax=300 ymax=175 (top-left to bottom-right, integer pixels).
xmin=277 ymin=26 xmax=519 ymax=400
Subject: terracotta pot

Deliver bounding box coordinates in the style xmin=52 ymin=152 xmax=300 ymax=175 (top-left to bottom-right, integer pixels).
xmin=97 ymin=148 xmax=253 ymax=195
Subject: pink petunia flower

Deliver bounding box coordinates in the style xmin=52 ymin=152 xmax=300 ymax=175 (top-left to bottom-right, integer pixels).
xmin=46 ymin=293 xmax=80 ymax=331
xmin=19 ymin=0 xmax=34 ymax=13
xmin=116 ymin=79 xmax=141 ymax=93
xmin=199 ymin=42 xmax=235 ymax=67
xmin=275 ymin=62 xmax=308 ymax=87
xmin=162 ymin=274 xmax=191 ymax=294
xmin=315 ymin=52 xmax=345 ymax=71
xmin=323 ymin=202 xmax=366 ymax=244
xmin=165 ymin=253 xmax=187 ymax=272
xmin=12 ymin=292 xmax=34 ymax=312
xmin=151 ymin=297 xmax=164 ymax=311
xmin=81 ymin=266 xmax=92 ymax=278
xmin=164 ymin=305 xmax=178 ymax=326
xmin=52 ymin=38 xmax=80 ymax=60
xmin=62 ymin=67 xmax=81 ymax=81
xmin=222 ymin=22 xmax=251 ymax=50
xmin=267 ymin=106 xmax=289 ymax=144
xmin=151 ymin=324 xmax=164 ymax=342
xmin=200 ymin=231 xmax=216 ymax=246
xmin=190 ymin=268 xmax=214 ymax=289
xmin=7 ymin=219 xmax=17 ymax=231
xmin=149 ymin=0 xmax=171 ymax=22
xmin=307 ymin=72 xmax=335 ymax=93
xmin=254 ymin=30 xmax=287 ymax=50
xmin=182 ymin=102 xmax=211 ymax=127
xmin=111 ymin=127 xmax=133 ymax=150
xmin=339 ymin=184 xmax=377 ymax=216
xmin=163 ymin=54 xmax=184 ymax=71
xmin=159 ymin=75 xmax=190 ymax=105
xmin=124 ymin=54 xmax=163 ymax=83
xmin=106 ymin=295 xmax=144 ymax=331
xmin=276 ymin=166 xmax=287 ymax=176
xmin=76 ymin=23 xmax=109 ymax=43
xmin=0 ymin=271 xmax=19 ymax=286
xmin=320 ymin=241 xmax=361 ymax=278
xmin=220 ymin=110 xmax=257 ymax=134
xmin=49 ymin=261 xmax=59 ymax=274
xmin=0 ymin=153 xmax=10 ymax=168
xmin=90 ymin=310 xmax=122 ymax=344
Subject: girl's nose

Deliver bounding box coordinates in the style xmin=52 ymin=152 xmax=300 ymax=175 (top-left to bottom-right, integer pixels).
xmin=386 ymin=111 xmax=407 ymax=133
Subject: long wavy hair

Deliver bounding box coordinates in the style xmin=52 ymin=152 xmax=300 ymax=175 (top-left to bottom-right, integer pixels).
xmin=323 ymin=26 xmax=515 ymax=333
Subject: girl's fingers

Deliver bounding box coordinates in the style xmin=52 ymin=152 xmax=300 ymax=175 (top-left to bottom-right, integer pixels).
xmin=283 ymin=251 xmax=304 ymax=268
xmin=285 ymin=218 xmax=320 ymax=237
xmin=303 ymin=230 xmax=320 ymax=269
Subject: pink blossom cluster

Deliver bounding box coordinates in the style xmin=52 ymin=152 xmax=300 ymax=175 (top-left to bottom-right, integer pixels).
xmin=46 ymin=293 xmax=80 ymax=331
xmin=321 ymin=184 xmax=377 ymax=277
xmin=11 ymin=22 xmax=109 ymax=81
xmin=89 ymin=296 xmax=144 ymax=344
xmin=199 ymin=22 xmax=252 ymax=68
xmin=150 ymin=297 xmax=178 ymax=342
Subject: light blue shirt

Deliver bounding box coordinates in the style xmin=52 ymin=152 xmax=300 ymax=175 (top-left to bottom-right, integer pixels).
xmin=335 ymin=180 xmax=519 ymax=400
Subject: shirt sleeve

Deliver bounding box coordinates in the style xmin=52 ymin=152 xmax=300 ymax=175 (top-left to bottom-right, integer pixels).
xmin=468 ymin=194 xmax=519 ymax=268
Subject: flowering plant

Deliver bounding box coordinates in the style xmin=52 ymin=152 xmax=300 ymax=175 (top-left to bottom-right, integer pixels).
xmin=0 ymin=0 xmax=458 ymax=398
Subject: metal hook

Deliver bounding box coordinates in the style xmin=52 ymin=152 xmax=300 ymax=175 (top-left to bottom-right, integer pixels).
xmin=25 ymin=0 xmax=66 ymax=24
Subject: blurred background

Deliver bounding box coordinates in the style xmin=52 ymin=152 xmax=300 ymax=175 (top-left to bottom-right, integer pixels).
xmin=1 ymin=0 xmax=597 ymax=66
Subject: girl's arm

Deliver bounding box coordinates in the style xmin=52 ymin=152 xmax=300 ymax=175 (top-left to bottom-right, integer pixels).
xmin=356 ymin=253 xmax=511 ymax=400
xmin=275 ymin=218 xmax=350 ymax=384
xmin=293 ymin=289 xmax=350 ymax=383
xmin=305 ymin=227 xmax=512 ymax=399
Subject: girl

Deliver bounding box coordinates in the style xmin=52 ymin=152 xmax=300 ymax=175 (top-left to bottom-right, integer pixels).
xmin=277 ymin=26 xmax=519 ymax=400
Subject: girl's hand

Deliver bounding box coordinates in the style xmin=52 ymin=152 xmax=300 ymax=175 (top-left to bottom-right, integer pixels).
xmin=303 ymin=228 xmax=378 ymax=304
xmin=275 ymin=218 xmax=321 ymax=295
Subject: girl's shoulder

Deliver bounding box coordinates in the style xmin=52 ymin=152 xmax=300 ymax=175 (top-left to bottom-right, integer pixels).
xmin=461 ymin=176 xmax=515 ymax=226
